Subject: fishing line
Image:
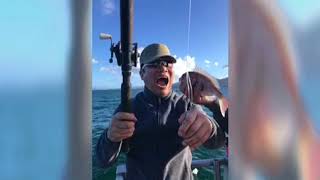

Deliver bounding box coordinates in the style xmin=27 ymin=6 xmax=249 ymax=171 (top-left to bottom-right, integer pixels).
xmin=187 ymin=0 xmax=192 ymax=54
xmin=184 ymin=0 xmax=220 ymax=125
xmin=185 ymin=0 xmax=193 ymax=105
xmin=182 ymin=0 xmax=221 ymax=148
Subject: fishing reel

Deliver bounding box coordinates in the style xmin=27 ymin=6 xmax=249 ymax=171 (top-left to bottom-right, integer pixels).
xmin=99 ymin=33 xmax=139 ymax=67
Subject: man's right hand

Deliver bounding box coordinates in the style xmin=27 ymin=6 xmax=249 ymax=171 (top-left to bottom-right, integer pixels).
xmin=107 ymin=112 xmax=137 ymax=142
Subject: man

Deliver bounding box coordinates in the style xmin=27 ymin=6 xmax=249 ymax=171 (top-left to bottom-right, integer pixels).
xmin=96 ymin=43 xmax=226 ymax=180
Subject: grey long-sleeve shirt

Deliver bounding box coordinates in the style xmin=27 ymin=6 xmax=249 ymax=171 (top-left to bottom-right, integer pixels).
xmin=96 ymin=87 xmax=226 ymax=180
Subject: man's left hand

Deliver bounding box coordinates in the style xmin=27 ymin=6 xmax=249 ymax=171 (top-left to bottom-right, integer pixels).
xmin=178 ymin=108 xmax=215 ymax=150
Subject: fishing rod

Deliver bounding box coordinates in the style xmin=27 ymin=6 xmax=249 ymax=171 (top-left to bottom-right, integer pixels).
xmin=100 ymin=0 xmax=138 ymax=113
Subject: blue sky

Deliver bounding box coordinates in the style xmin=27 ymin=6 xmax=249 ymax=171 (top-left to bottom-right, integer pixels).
xmin=92 ymin=0 xmax=229 ymax=89
xmin=0 ymin=0 xmax=69 ymax=88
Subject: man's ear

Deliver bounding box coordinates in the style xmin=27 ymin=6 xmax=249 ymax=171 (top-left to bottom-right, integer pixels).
xmin=140 ymin=69 xmax=145 ymax=80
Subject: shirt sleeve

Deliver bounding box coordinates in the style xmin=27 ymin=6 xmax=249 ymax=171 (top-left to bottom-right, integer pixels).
xmin=95 ymin=102 xmax=131 ymax=168
xmin=209 ymin=100 xmax=228 ymax=134
xmin=202 ymin=119 xmax=227 ymax=149
xmin=95 ymin=128 xmax=124 ymax=168
xmin=203 ymin=101 xmax=228 ymax=149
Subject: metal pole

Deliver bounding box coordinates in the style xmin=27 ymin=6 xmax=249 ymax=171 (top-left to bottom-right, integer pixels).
xmin=67 ymin=0 xmax=91 ymax=179
xmin=120 ymin=0 xmax=133 ymax=112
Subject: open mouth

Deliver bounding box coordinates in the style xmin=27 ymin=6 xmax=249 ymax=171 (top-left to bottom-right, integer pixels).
xmin=156 ymin=77 xmax=169 ymax=87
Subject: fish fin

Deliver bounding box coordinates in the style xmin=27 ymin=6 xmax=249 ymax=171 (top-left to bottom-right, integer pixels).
xmin=219 ymin=97 xmax=229 ymax=117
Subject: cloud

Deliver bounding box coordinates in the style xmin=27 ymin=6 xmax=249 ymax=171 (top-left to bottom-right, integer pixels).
xmin=132 ymin=66 xmax=141 ymax=74
xmin=136 ymin=46 xmax=144 ymax=68
xmin=204 ymin=59 xmax=211 ymax=64
xmin=102 ymin=0 xmax=116 ymax=15
xmin=92 ymin=58 xmax=98 ymax=64
xmin=221 ymin=72 xmax=229 ymax=78
xmin=173 ymin=55 xmax=196 ymax=79
xmin=100 ymin=64 xmax=141 ymax=76
xmin=99 ymin=66 xmax=119 ymax=74
xmin=214 ymin=62 xmax=219 ymax=66
xmin=221 ymin=64 xmax=229 ymax=78
xmin=137 ymin=47 xmax=144 ymax=54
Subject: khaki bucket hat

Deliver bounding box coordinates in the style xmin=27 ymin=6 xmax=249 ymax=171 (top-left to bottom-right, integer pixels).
xmin=140 ymin=43 xmax=177 ymax=65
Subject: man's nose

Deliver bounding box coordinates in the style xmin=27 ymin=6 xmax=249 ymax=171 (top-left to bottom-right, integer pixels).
xmin=159 ymin=65 xmax=168 ymax=72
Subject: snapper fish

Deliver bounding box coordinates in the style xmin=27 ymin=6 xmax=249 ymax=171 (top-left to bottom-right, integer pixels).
xmin=179 ymin=70 xmax=229 ymax=117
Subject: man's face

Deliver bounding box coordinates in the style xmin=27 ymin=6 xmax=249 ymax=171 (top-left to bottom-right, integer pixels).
xmin=140 ymin=60 xmax=175 ymax=97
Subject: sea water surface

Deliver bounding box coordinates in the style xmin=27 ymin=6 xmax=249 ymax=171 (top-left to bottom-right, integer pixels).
xmin=92 ymin=83 xmax=228 ymax=180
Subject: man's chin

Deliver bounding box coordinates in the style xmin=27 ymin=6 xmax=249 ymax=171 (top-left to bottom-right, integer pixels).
xmin=156 ymin=88 xmax=170 ymax=97
xmin=152 ymin=83 xmax=172 ymax=97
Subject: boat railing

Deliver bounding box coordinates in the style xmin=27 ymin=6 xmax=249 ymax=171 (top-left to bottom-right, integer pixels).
xmin=115 ymin=158 xmax=228 ymax=180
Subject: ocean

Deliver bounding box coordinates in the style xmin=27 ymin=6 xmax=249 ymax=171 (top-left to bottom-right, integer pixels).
xmin=92 ymin=83 xmax=228 ymax=180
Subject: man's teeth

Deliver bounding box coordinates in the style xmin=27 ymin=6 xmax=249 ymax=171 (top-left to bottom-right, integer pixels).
xmin=157 ymin=78 xmax=168 ymax=86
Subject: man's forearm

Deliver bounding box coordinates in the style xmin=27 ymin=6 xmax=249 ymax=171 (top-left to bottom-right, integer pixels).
xmin=95 ymin=129 xmax=122 ymax=168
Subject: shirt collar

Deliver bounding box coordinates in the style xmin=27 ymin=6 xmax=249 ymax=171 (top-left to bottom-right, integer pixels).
xmin=143 ymin=86 xmax=173 ymax=104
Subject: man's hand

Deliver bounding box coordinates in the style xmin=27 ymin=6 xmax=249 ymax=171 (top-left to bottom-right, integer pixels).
xmin=178 ymin=108 xmax=215 ymax=150
xmin=107 ymin=112 xmax=137 ymax=142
